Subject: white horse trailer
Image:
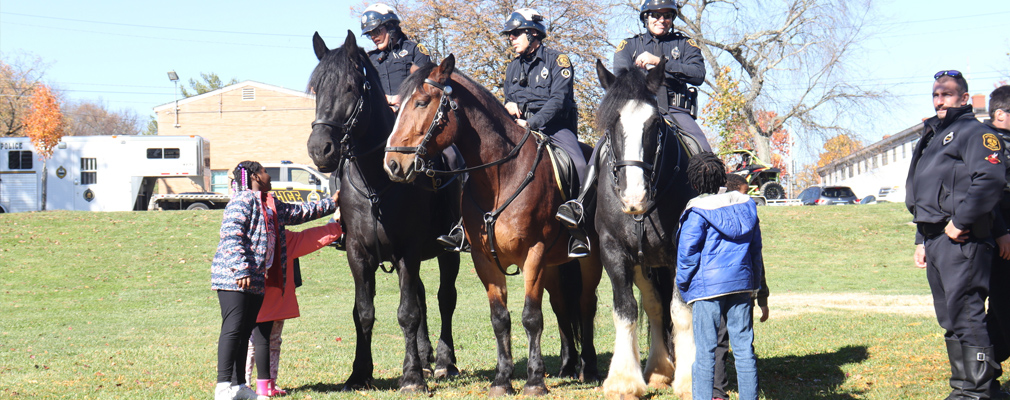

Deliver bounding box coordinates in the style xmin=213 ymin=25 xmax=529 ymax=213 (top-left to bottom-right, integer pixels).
xmin=0 ymin=135 xmax=218 ymax=213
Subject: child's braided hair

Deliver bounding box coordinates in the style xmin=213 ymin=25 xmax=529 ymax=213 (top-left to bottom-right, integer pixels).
xmin=231 ymin=161 xmax=264 ymax=192
xmin=687 ymin=152 xmax=726 ymax=195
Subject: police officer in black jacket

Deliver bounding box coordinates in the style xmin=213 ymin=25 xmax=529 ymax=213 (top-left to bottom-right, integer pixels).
xmin=361 ymin=3 xmax=432 ymax=111
xmin=907 ymin=70 xmax=1006 ymax=399
xmin=438 ymin=9 xmax=586 ymax=254
xmin=555 ymin=0 xmax=710 ymax=258
xmin=503 ymin=8 xmax=588 ymax=257
xmin=985 ymin=85 xmax=1010 ymax=399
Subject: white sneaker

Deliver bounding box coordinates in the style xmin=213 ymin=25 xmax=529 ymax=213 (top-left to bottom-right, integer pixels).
xmin=232 ymin=384 xmax=269 ymax=400
xmin=214 ymin=382 xmax=235 ymax=400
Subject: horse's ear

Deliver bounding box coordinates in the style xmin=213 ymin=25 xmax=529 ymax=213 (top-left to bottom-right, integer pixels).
xmin=343 ymin=30 xmax=357 ymax=50
xmin=434 ymin=54 xmax=456 ymax=84
xmin=313 ymin=32 xmax=328 ymax=61
xmin=596 ymin=59 xmax=615 ymax=91
xmin=646 ymin=57 xmax=668 ymax=94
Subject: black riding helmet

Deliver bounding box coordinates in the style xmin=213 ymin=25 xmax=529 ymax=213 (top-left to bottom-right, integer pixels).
xmin=500 ymin=8 xmax=547 ymax=38
xmin=639 ymin=0 xmax=680 ymax=23
xmin=360 ymin=3 xmax=400 ymax=34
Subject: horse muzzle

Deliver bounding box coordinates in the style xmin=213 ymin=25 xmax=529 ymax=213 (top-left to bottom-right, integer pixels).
xmin=384 ymin=153 xmax=419 ymax=183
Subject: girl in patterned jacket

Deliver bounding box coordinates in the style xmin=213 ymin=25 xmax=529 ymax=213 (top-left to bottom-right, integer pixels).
xmin=211 ymin=161 xmax=337 ymax=400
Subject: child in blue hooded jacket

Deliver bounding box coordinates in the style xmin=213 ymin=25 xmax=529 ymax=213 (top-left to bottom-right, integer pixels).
xmin=677 ymin=152 xmax=764 ymax=400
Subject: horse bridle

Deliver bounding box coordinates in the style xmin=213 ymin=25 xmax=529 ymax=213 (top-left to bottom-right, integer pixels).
xmin=311 ymin=79 xmax=370 ymax=136
xmin=606 ymin=119 xmax=671 ymax=199
xmin=385 ymin=78 xmax=458 ymax=161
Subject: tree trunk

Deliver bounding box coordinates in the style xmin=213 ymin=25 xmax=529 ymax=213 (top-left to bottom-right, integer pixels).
xmin=41 ymin=160 xmax=47 ymax=211
xmin=751 ymin=126 xmax=771 ymax=163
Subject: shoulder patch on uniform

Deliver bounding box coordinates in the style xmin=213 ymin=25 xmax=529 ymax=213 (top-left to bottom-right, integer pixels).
xmin=942 ymin=131 xmax=954 ymax=145
xmin=561 ymin=69 xmax=571 ymax=79
xmin=417 ymin=43 xmax=429 ymax=56
xmin=687 ymin=38 xmax=699 ymax=48
xmin=984 ymin=133 xmax=1001 ymax=151
xmin=987 ymin=152 xmax=1001 ymax=164
xmin=557 ymin=54 xmax=571 ymax=68
xmin=616 ymin=40 xmax=627 ymax=52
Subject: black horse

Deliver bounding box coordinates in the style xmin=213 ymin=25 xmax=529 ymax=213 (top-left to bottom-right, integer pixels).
xmin=592 ymin=59 xmax=697 ymax=400
xmin=306 ymin=31 xmax=461 ymax=393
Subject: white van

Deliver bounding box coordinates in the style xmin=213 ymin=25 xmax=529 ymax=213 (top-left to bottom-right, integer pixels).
xmin=261 ymin=161 xmax=330 ymax=203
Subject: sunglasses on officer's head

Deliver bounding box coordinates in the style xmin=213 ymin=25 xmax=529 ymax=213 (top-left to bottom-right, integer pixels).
xmin=646 ymin=11 xmax=675 ymax=20
xmin=934 ymin=70 xmax=962 ymax=80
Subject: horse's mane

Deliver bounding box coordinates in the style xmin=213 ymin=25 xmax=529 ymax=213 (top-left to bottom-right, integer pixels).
xmin=308 ymin=43 xmax=384 ymax=99
xmin=399 ymin=63 xmax=511 ymax=121
xmin=595 ymin=67 xmax=657 ymax=133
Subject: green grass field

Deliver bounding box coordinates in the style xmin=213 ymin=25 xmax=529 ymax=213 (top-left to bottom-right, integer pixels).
xmin=0 ymin=203 xmax=1001 ymax=399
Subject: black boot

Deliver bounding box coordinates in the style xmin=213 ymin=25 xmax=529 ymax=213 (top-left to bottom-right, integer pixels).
xmin=556 ymin=163 xmax=597 ymax=258
xmin=947 ymin=338 xmax=967 ymax=400
xmin=963 ymin=345 xmax=998 ymax=399
xmin=437 ymin=218 xmax=469 ymax=252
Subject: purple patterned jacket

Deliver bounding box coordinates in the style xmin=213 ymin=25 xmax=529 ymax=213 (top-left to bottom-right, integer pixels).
xmin=210 ymin=190 xmax=335 ymax=295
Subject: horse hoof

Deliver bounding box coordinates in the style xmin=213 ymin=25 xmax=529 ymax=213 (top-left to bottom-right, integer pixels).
xmin=647 ymin=375 xmax=672 ymax=389
xmin=488 ymin=385 xmax=515 ymax=396
xmin=422 ymin=367 xmax=434 ymax=379
xmin=433 ymin=365 xmax=460 ymax=379
xmin=399 ymin=384 xmax=428 ymax=394
xmin=522 ymin=384 xmax=549 ymax=396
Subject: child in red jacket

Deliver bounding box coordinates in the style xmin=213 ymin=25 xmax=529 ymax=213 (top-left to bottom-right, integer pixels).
xmin=244 ymin=220 xmax=342 ymax=397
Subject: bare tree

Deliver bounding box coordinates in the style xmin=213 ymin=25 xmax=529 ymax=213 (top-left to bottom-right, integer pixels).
xmin=677 ymin=0 xmax=887 ymax=161
xmin=64 ymin=99 xmax=144 ymax=136
xmin=0 ymin=52 xmax=50 ymax=137
xmin=354 ymin=0 xmax=622 ymax=140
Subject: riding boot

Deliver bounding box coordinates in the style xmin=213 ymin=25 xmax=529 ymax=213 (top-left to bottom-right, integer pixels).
xmin=947 ymin=338 xmax=967 ymax=400
xmin=437 ymin=218 xmax=469 ymax=252
xmin=556 ymin=162 xmax=598 ymax=258
xmin=963 ymin=345 xmax=998 ymax=399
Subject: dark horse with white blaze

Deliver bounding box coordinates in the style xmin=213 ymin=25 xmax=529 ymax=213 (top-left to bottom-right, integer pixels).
xmin=593 ymin=59 xmax=696 ymax=399
xmin=383 ymin=55 xmax=603 ymax=396
xmin=305 ymin=31 xmax=461 ymax=393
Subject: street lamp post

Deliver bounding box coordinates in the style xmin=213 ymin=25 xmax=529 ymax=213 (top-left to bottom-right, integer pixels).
xmin=167 ymin=71 xmax=180 ymax=128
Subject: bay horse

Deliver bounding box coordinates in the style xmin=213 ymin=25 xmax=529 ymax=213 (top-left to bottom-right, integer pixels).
xmin=593 ymin=58 xmax=696 ymax=399
xmin=306 ymin=31 xmax=461 ymax=393
xmin=383 ymin=55 xmax=602 ymax=396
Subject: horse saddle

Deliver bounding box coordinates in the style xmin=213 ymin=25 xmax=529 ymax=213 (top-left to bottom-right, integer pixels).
xmin=537 ymin=131 xmax=579 ymax=201
xmin=664 ymin=117 xmax=704 ymax=159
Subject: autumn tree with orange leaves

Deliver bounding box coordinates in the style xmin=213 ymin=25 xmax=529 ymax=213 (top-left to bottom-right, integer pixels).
xmin=24 ymin=83 xmax=65 ymax=210
xmin=704 ymin=67 xmax=791 ymax=173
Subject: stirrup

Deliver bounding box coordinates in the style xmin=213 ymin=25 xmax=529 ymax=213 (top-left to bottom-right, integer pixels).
xmin=556 ymin=200 xmax=583 ymax=229
xmin=568 ymin=237 xmax=590 ymax=258
xmin=437 ymin=226 xmax=468 ymax=252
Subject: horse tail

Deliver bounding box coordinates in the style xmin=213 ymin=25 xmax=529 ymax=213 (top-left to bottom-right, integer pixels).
xmin=557 ymin=259 xmax=584 ymax=348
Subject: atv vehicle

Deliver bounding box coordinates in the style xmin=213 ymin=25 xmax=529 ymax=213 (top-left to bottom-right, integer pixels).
xmin=719 ymin=149 xmax=786 ymax=200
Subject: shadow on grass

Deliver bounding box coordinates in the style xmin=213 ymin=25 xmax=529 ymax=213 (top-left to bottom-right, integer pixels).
xmin=725 ymin=345 xmax=869 ymax=399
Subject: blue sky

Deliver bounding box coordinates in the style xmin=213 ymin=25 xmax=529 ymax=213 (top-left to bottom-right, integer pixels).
xmin=1 ymin=0 xmax=1007 ymax=160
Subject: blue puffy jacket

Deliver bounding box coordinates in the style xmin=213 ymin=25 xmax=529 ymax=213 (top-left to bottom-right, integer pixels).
xmin=676 ymin=191 xmax=764 ymax=304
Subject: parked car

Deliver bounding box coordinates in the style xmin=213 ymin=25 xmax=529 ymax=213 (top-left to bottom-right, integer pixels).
xmin=798 ymin=186 xmax=859 ymax=205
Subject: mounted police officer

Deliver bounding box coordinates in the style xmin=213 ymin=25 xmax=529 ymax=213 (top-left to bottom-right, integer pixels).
xmin=555 ymin=0 xmax=710 ymax=258
xmin=907 ymin=71 xmax=1005 ymax=400
xmin=437 ymin=8 xmax=587 ymax=256
xmin=361 ymin=3 xmax=432 ymax=111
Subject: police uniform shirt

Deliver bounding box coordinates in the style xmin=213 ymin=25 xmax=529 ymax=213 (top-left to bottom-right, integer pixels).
xmin=905 ymin=104 xmax=1007 ymax=240
xmin=613 ymin=31 xmax=705 ymax=98
xmin=367 ymin=37 xmax=432 ymax=96
xmin=504 ymin=44 xmax=576 ymax=132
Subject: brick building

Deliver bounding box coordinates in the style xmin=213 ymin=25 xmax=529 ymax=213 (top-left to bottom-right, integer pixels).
xmin=152 ymin=81 xmax=316 ymax=193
